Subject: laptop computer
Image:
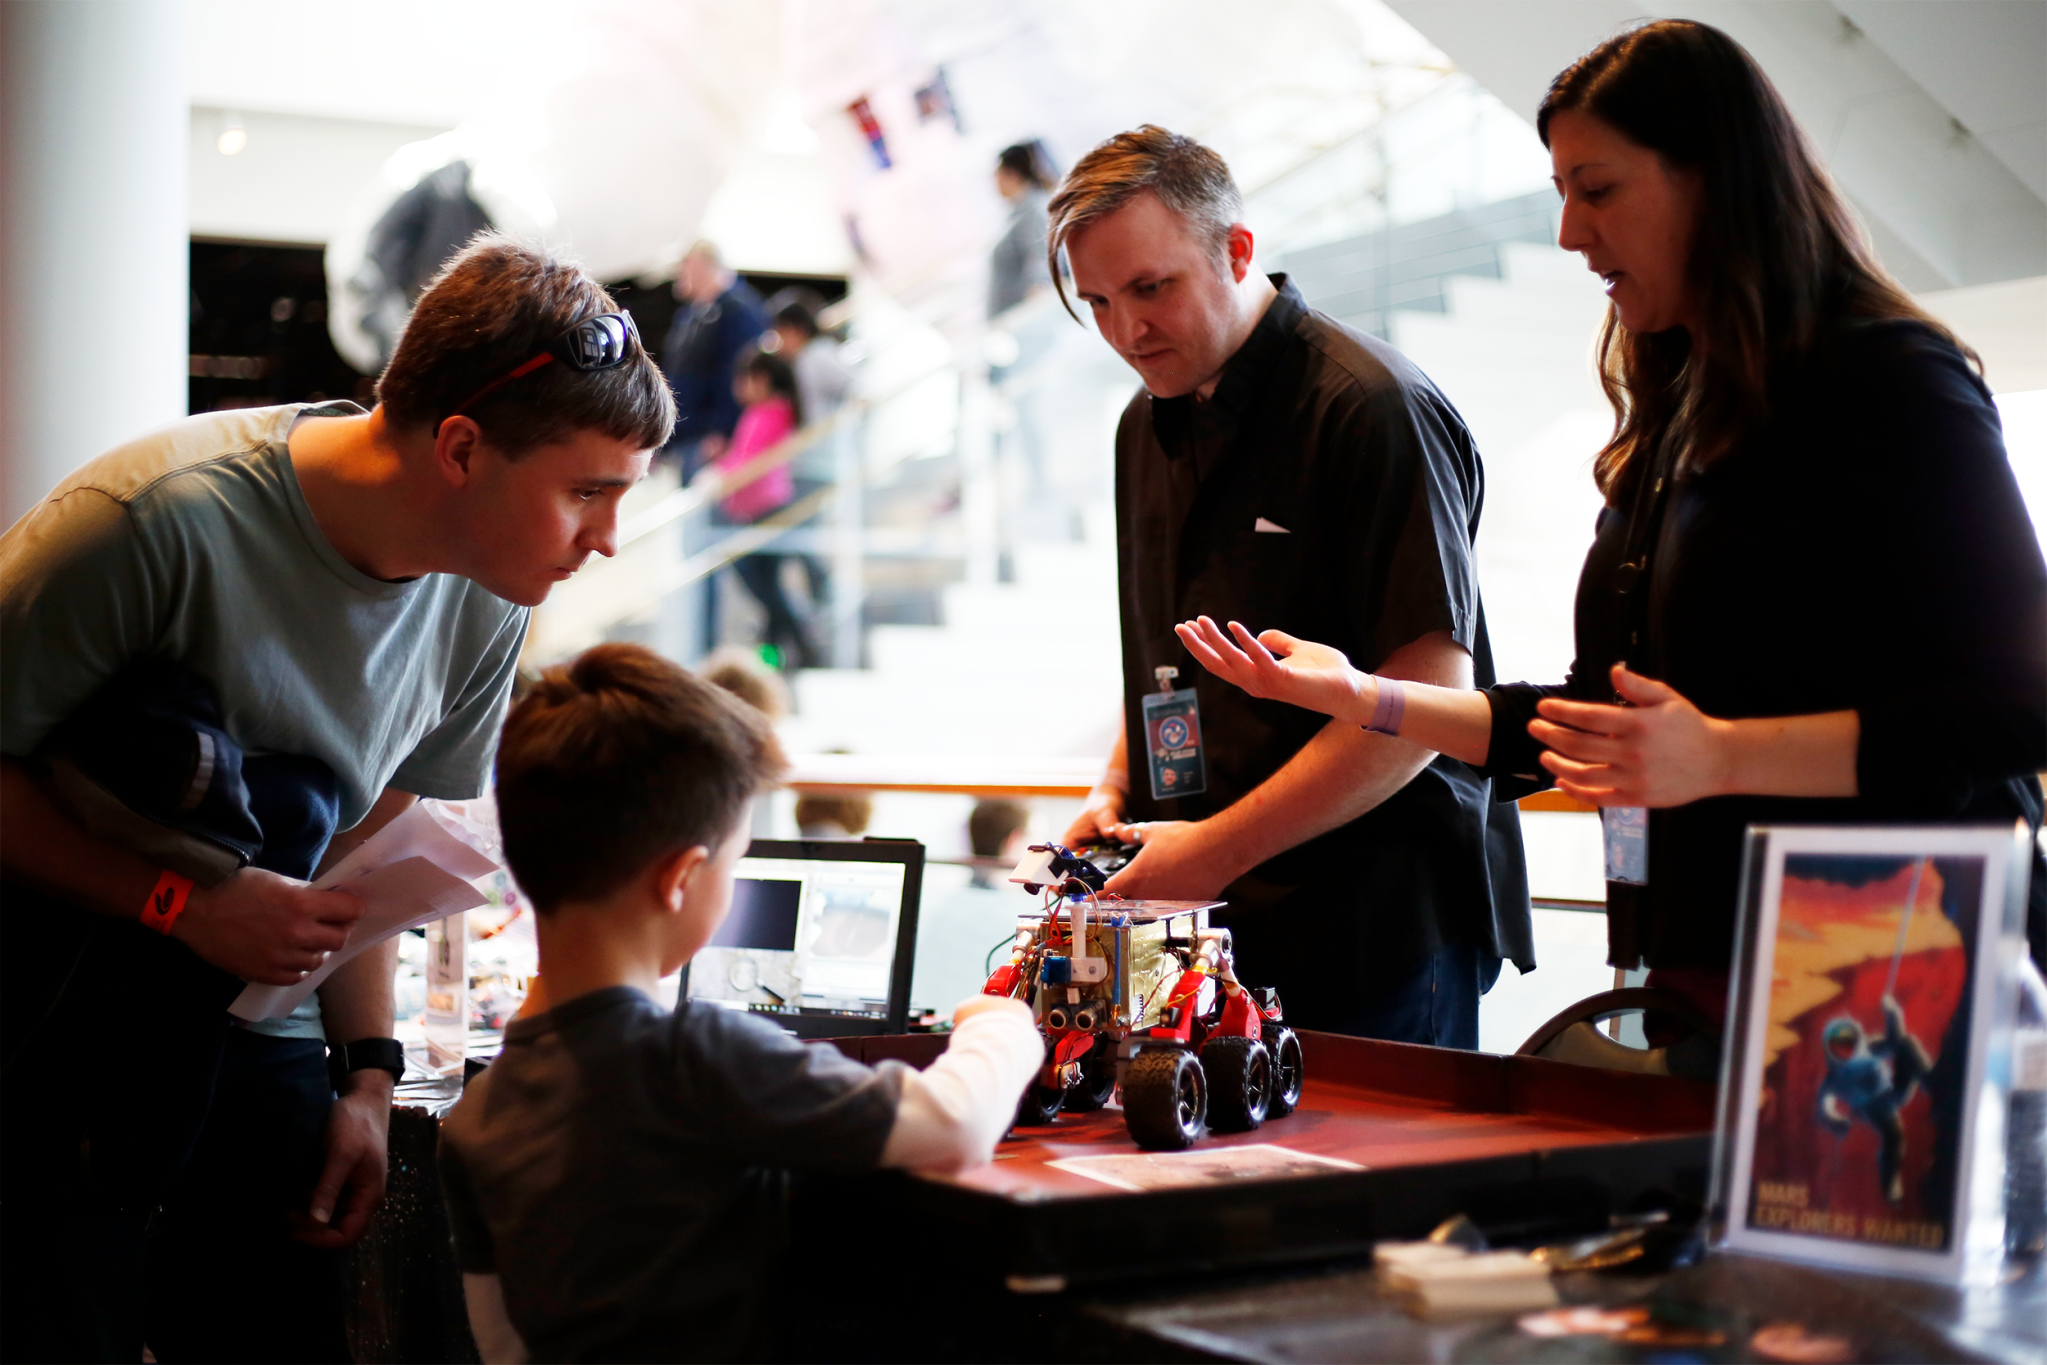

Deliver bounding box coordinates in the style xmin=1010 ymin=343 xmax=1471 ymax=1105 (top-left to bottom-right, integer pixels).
xmin=680 ymin=837 xmax=924 ymax=1038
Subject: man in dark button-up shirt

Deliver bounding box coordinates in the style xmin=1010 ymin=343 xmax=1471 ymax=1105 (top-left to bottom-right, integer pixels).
xmin=1048 ymin=126 xmax=1532 ymax=1045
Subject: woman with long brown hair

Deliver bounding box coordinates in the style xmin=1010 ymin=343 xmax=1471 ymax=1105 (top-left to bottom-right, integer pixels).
xmin=1176 ymin=19 xmax=2046 ymax=1013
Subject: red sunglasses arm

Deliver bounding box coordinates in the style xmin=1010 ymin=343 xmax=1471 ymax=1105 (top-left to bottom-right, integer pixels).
xmin=447 ymin=351 xmax=556 ymax=418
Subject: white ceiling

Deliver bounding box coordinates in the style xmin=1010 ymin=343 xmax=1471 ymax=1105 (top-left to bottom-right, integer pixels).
xmin=186 ymin=0 xmax=547 ymax=127
xmin=1834 ymin=0 xmax=2045 ymax=202
xmin=188 ymin=0 xmax=2047 ymax=303
xmin=1385 ymin=0 xmax=2047 ymax=290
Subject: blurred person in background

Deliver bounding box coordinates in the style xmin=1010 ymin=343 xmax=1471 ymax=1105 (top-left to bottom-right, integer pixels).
xmin=769 ymin=292 xmax=853 ymax=427
xmin=990 ymin=141 xmax=1057 ymax=319
xmin=967 ymin=798 xmax=1031 ymax=889
xmin=911 ymin=798 xmax=1037 ymax=1019
xmin=990 ymin=140 xmax=1062 ymax=504
xmin=662 ymin=241 xmax=768 ymax=470
xmin=700 ymin=643 xmax=793 ymax=723
xmin=795 ymin=792 xmax=873 ymax=839
xmin=665 ymin=241 xmax=769 ymax=657
xmin=767 ymin=292 xmax=847 ymax=628
xmin=714 ymin=350 xmax=821 ymax=669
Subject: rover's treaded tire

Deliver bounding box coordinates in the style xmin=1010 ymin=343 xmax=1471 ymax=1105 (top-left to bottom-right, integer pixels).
xmin=1061 ymin=1037 xmax=1118 ymax=1112
xmin=1122 ymin=1046 xmax=1206 ymax=1149
xmin=1014 ymin=1082 xmax=1067 ymax=1127
xmin=1262 ymin=1025 xmax=1305 ymax=1117
xmin=1201 ymin=1036 xmax=1273 ymax=1132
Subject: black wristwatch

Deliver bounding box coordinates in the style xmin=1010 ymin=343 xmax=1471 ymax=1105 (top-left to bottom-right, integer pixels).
xmin=327 ymin=1037 xmax=406 ymax=1090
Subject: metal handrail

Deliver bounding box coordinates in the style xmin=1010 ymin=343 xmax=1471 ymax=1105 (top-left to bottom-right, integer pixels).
xmin=598 ymin=483 xmax=841 ymax=627
xmin=617 ymin=407 xmax=855 ymax=550
xmin=615 ymin=299 xmax=1082 ymax=596
xmin=614 ymin=324 xmax=1027 ymax=556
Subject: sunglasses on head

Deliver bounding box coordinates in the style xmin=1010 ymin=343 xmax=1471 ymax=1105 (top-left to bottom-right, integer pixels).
xmin=449 ymin=311 xmax=642 ymax=417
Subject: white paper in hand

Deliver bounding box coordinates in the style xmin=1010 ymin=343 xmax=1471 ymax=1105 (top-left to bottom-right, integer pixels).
xmin=229 ymin=802 xmax=500 ymax=1021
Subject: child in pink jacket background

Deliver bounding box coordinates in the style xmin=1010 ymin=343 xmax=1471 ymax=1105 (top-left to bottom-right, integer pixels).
xmin=715 ymin=350 xmax=818 ymax=666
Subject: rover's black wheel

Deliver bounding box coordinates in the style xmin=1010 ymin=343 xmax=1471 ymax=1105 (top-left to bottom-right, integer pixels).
xmin=1061 ymin=1037 xmax=1118 ymax=1112
xmin=1122 ymin=1046 xmax=1206 ymax=1150
xmin=1201 ymin=1035 xmax=1273 ymax=1132
xmin=1261 ymin=1024 xmax=1305 ymax=1117
xmin=1014 ymin=1082 xmax=1067 ymax=1127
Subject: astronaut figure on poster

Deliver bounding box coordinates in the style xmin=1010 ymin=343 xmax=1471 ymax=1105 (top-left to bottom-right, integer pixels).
xmin=1741 ymin=852 xmax=1980 ymax=1254
xmin=1815 ymin=995 xmax=1933 ymax=1204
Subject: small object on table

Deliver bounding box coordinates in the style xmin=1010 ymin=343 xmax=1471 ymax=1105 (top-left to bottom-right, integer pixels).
xmin=1377 ymin=1245 xmax=1558 ymax=1319
xmin=1373 ymin=1240 xmax=1469 ymax=1271
xmin=1531 ymin=1223 xmax=1651 ymax=1272
xmin=1424 ymin=1212 xmax=1489 ymax=1251
xmin=1517 ymin=1305 xmax=1650 ymax=1338
xmin=1749 ymin=1320 xmax=1856 ymax=1363
xmin=424 ymin=913 xmax=468 ymax=1076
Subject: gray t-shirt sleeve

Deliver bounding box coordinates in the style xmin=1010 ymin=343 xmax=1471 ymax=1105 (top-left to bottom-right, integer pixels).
xmin=0 ymin=489 xmax=164 ymax=758
xmin=389 ymin=602 xmax=528 ymax=801
xmin=436 ymin=1137 xmax=499 ymax=1274
xmin=675 ymin=1006 xmax=903 ymax=1170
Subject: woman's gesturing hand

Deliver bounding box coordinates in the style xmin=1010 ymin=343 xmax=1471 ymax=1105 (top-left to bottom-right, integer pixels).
xmin=1174 ymin=617 xmax=1369 ymax=722
xmin=1530 ymin=664 xmax=1732 ymax=807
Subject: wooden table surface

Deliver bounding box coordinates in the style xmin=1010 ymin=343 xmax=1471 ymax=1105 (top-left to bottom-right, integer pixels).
xmin=926 ymin=1032 xmax=1710 ymax=1205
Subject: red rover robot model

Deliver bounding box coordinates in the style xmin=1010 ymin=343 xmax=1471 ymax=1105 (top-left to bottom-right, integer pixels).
xmin=980 ymin=844 xmax=1304 ymax=1150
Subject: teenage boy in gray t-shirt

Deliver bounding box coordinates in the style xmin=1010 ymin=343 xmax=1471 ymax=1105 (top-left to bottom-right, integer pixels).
xmin=440 ymin=646 xmax=1041 ymax=1364
xmin=1 ymin=236 xmax=673 ymax=1362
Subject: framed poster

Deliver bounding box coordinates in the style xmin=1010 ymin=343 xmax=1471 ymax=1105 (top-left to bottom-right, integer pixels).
xmin=1711 ymin=823 xmax=2030 ymax=1280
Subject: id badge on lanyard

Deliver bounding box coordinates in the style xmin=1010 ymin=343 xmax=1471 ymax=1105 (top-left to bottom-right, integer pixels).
xmin=1142 ymin=666 xmax=1206 ymax=801
xmin=1602 ymin=805 xmax=1649 ymax=886
xmin=1597 ymin=445 xmax=1672 ymax=889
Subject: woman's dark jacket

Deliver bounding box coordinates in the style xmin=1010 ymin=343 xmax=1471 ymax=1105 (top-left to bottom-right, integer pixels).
xmin=1483 ymin=319 xmax=2047 ymax=973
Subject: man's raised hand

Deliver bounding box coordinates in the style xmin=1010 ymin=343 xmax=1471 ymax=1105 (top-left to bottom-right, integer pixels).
xmin=1174 ymin=617 xmax=1369 ymax=722
xmin=171 ymin=868 xmax=364 ymax=984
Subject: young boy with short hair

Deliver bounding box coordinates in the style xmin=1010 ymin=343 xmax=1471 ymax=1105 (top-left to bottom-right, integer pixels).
xmin=440 ymin=644 xmax=1041 ymax=1364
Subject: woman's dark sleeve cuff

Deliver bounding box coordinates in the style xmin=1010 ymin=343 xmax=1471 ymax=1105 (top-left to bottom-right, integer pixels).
xmin=1856 ymin=688 xmax=2047 ymax=813
xmin=1478 ymin=684 xmax=1559 ymax=800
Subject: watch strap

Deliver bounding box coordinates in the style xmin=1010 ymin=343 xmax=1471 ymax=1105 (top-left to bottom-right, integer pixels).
xmin=327 ymin=1037 xmax=406 ymax=1089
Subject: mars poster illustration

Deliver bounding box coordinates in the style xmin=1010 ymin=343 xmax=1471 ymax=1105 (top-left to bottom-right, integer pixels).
xmin=1741 ymin=853 xmax=1982 ymax=1254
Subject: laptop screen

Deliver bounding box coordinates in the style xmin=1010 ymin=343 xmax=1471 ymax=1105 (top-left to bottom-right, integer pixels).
xmin=683 ymin=838 xmax=923 ymax=1036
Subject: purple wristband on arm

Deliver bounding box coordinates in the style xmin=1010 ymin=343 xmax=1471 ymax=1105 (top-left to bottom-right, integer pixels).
xmin=1362 ymin=678 xmax=1406 ymax=736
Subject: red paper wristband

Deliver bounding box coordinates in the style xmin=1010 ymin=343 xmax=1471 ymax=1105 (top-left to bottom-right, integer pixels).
xmin=141 ymin=869 xmax=194 ymax=935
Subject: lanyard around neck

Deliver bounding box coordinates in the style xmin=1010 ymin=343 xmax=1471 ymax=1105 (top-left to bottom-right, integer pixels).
xmin=1610 ymin=440 xmax=1680 ymax=679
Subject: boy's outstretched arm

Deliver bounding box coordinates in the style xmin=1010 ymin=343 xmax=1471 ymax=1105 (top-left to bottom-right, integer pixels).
xmin=463 ymin=1273 xmax=529 ymax=1365
xmin=880 ymin=996 xmax=1041 ymax=1172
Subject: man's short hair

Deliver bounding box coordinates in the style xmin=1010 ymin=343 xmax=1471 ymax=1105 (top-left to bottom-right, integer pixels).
xmin=1045 ymin=125 xmax=1244 ymax=319
xmin=495 ymin=643 xmax=786 ymax=909
xmin=682 ymin=239 xmax=722 ymax=268
xmin=375 ymin=234 xmax=674 ymax=457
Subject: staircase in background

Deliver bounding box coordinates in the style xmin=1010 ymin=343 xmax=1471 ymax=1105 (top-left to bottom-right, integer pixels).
xmin=1278 ymin=190 xmax=1557 ymax=340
